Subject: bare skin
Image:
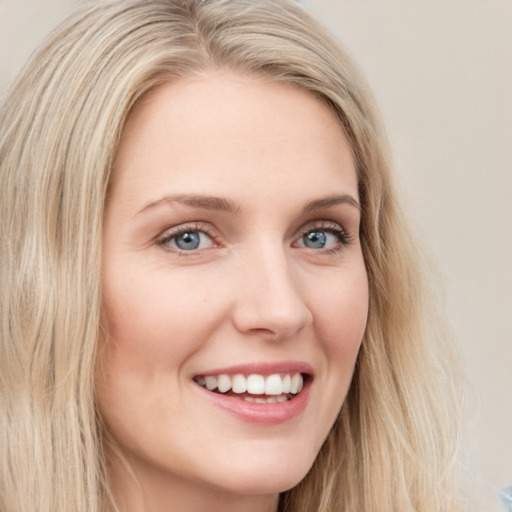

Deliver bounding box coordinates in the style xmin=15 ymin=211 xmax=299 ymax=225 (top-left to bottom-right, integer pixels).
xmin=98 ymin=71 xmax=368 ymax=512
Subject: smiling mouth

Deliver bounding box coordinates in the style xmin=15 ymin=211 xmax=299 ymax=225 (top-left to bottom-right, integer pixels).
xmin=193 ymin=372 xmax=306 ymax=403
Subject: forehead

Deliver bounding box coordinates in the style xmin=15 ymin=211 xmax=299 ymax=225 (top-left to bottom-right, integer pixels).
xmin=110 ymin=71 xmax=357 ymax=209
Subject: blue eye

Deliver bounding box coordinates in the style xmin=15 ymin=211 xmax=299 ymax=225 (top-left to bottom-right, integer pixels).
xmin=302 ymin=231 xmax=328 ymax=249
xmin=162 ymin=229 xmax=213 ymax=252
xmin=296 ymin=225 xmax=348 ymax=251
xmin=174 ymin=231 xmax=201 ymax=250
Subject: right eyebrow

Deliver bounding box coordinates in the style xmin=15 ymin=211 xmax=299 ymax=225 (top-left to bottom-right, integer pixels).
xmin=302 ymin=194 xmax=360 ymax=213
xmin=136 ymin=194 xmax=241 ymax=216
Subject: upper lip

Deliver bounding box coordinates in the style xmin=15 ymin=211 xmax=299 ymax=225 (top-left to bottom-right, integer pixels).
xmin=194 ymin=361 xmax=314 ymax=378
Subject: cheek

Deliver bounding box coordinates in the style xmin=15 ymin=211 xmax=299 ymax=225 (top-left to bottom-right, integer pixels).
xmin=293 ymin=263 xmax=368 ymax=458
xmin=314 ymin=265 xmax=369 ymax=359
xmin=100 ymin=267 xmax=223 ymax=370
xmin=95 ymin=271 xmax=220 ymax=442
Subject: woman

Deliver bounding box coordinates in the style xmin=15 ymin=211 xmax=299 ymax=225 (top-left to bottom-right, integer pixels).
xmin=0 ymin=0 xmax=464 ymax=511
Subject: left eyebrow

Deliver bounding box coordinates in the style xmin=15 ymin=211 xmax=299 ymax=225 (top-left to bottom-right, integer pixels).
xmin=302 ymin=194 xmax=360 ymax=213
xmin=136 ymin=193 xmax=240 ymax=216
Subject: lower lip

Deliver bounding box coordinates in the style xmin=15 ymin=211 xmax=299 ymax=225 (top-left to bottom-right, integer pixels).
xmin=194 ymin=381 xmax=311 ymax=425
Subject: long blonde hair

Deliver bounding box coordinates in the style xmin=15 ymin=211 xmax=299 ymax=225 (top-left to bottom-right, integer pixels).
xmin=0 ymin=1 xmax=464 ymax=511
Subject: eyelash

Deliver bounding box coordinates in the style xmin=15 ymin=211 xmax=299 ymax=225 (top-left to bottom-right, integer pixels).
xmin=158 ymin=222 xmax=216 ymax=255
xmin=157 ymin=220 xmax=352 ymax=256
xmin=295 ymin=221 xmax=351 ymax=255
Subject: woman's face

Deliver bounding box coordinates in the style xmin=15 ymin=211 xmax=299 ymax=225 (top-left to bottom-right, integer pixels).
xmin=98 ymin=71 xmax=368 ymax=510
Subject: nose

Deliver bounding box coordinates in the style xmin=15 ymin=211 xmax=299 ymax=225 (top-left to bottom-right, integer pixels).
xmin=231 ymin=246 xmax=313 ymax=340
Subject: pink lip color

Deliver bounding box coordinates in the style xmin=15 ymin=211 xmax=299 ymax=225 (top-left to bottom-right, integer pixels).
xmin=194 ymin=380 xmax=311 ymax=425
xmin=192 ymin=361 xmax=313 ymax=425
xmin=196 ymin=361 xmax=314 ymax=377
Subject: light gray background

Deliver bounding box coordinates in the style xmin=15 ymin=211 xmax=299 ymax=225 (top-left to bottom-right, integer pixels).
xmin=1 ymin=1 xmax=510 ymax=510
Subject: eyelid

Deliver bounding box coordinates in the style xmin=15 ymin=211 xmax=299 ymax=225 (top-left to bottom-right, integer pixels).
xmin=154 ymin=219 xmax=353 ymax=256
xmin=293 ymin=220 xmax=352 ymax=250
xmin=156 ymin=221 xmax=220 ymax=253
xmin=296 ymin=219 xmax=349 ymax=237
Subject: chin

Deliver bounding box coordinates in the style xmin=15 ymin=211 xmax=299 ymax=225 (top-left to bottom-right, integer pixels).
xmin=206 ymin=452 xmax=315 ymax=497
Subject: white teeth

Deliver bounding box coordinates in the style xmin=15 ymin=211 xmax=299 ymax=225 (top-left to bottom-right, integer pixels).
xmin=232 ymin=374 xmax=247 ymax=393
xmin=217 ymin=374 xmax=231 ymax=393
xmin=205 ymin=376 xmax=218 ymax=391
xmin=196 ymin=372 xmax=305 ymax=398
xmin=290 ymin=373 xmax=303 ymax=394
xmin=282 ymin=374 xmax=291 ymax=394
xmin=265 ymin=374 xmax=283 ymax=395
xmin=247 ymin=374 xmax=265 ymax=394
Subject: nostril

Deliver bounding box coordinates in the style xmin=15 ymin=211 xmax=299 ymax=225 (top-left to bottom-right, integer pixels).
xmin=232 ymin=294 xmax=312 ymax=339
xmin=246 ymin=327 xmax=279 ymax=337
